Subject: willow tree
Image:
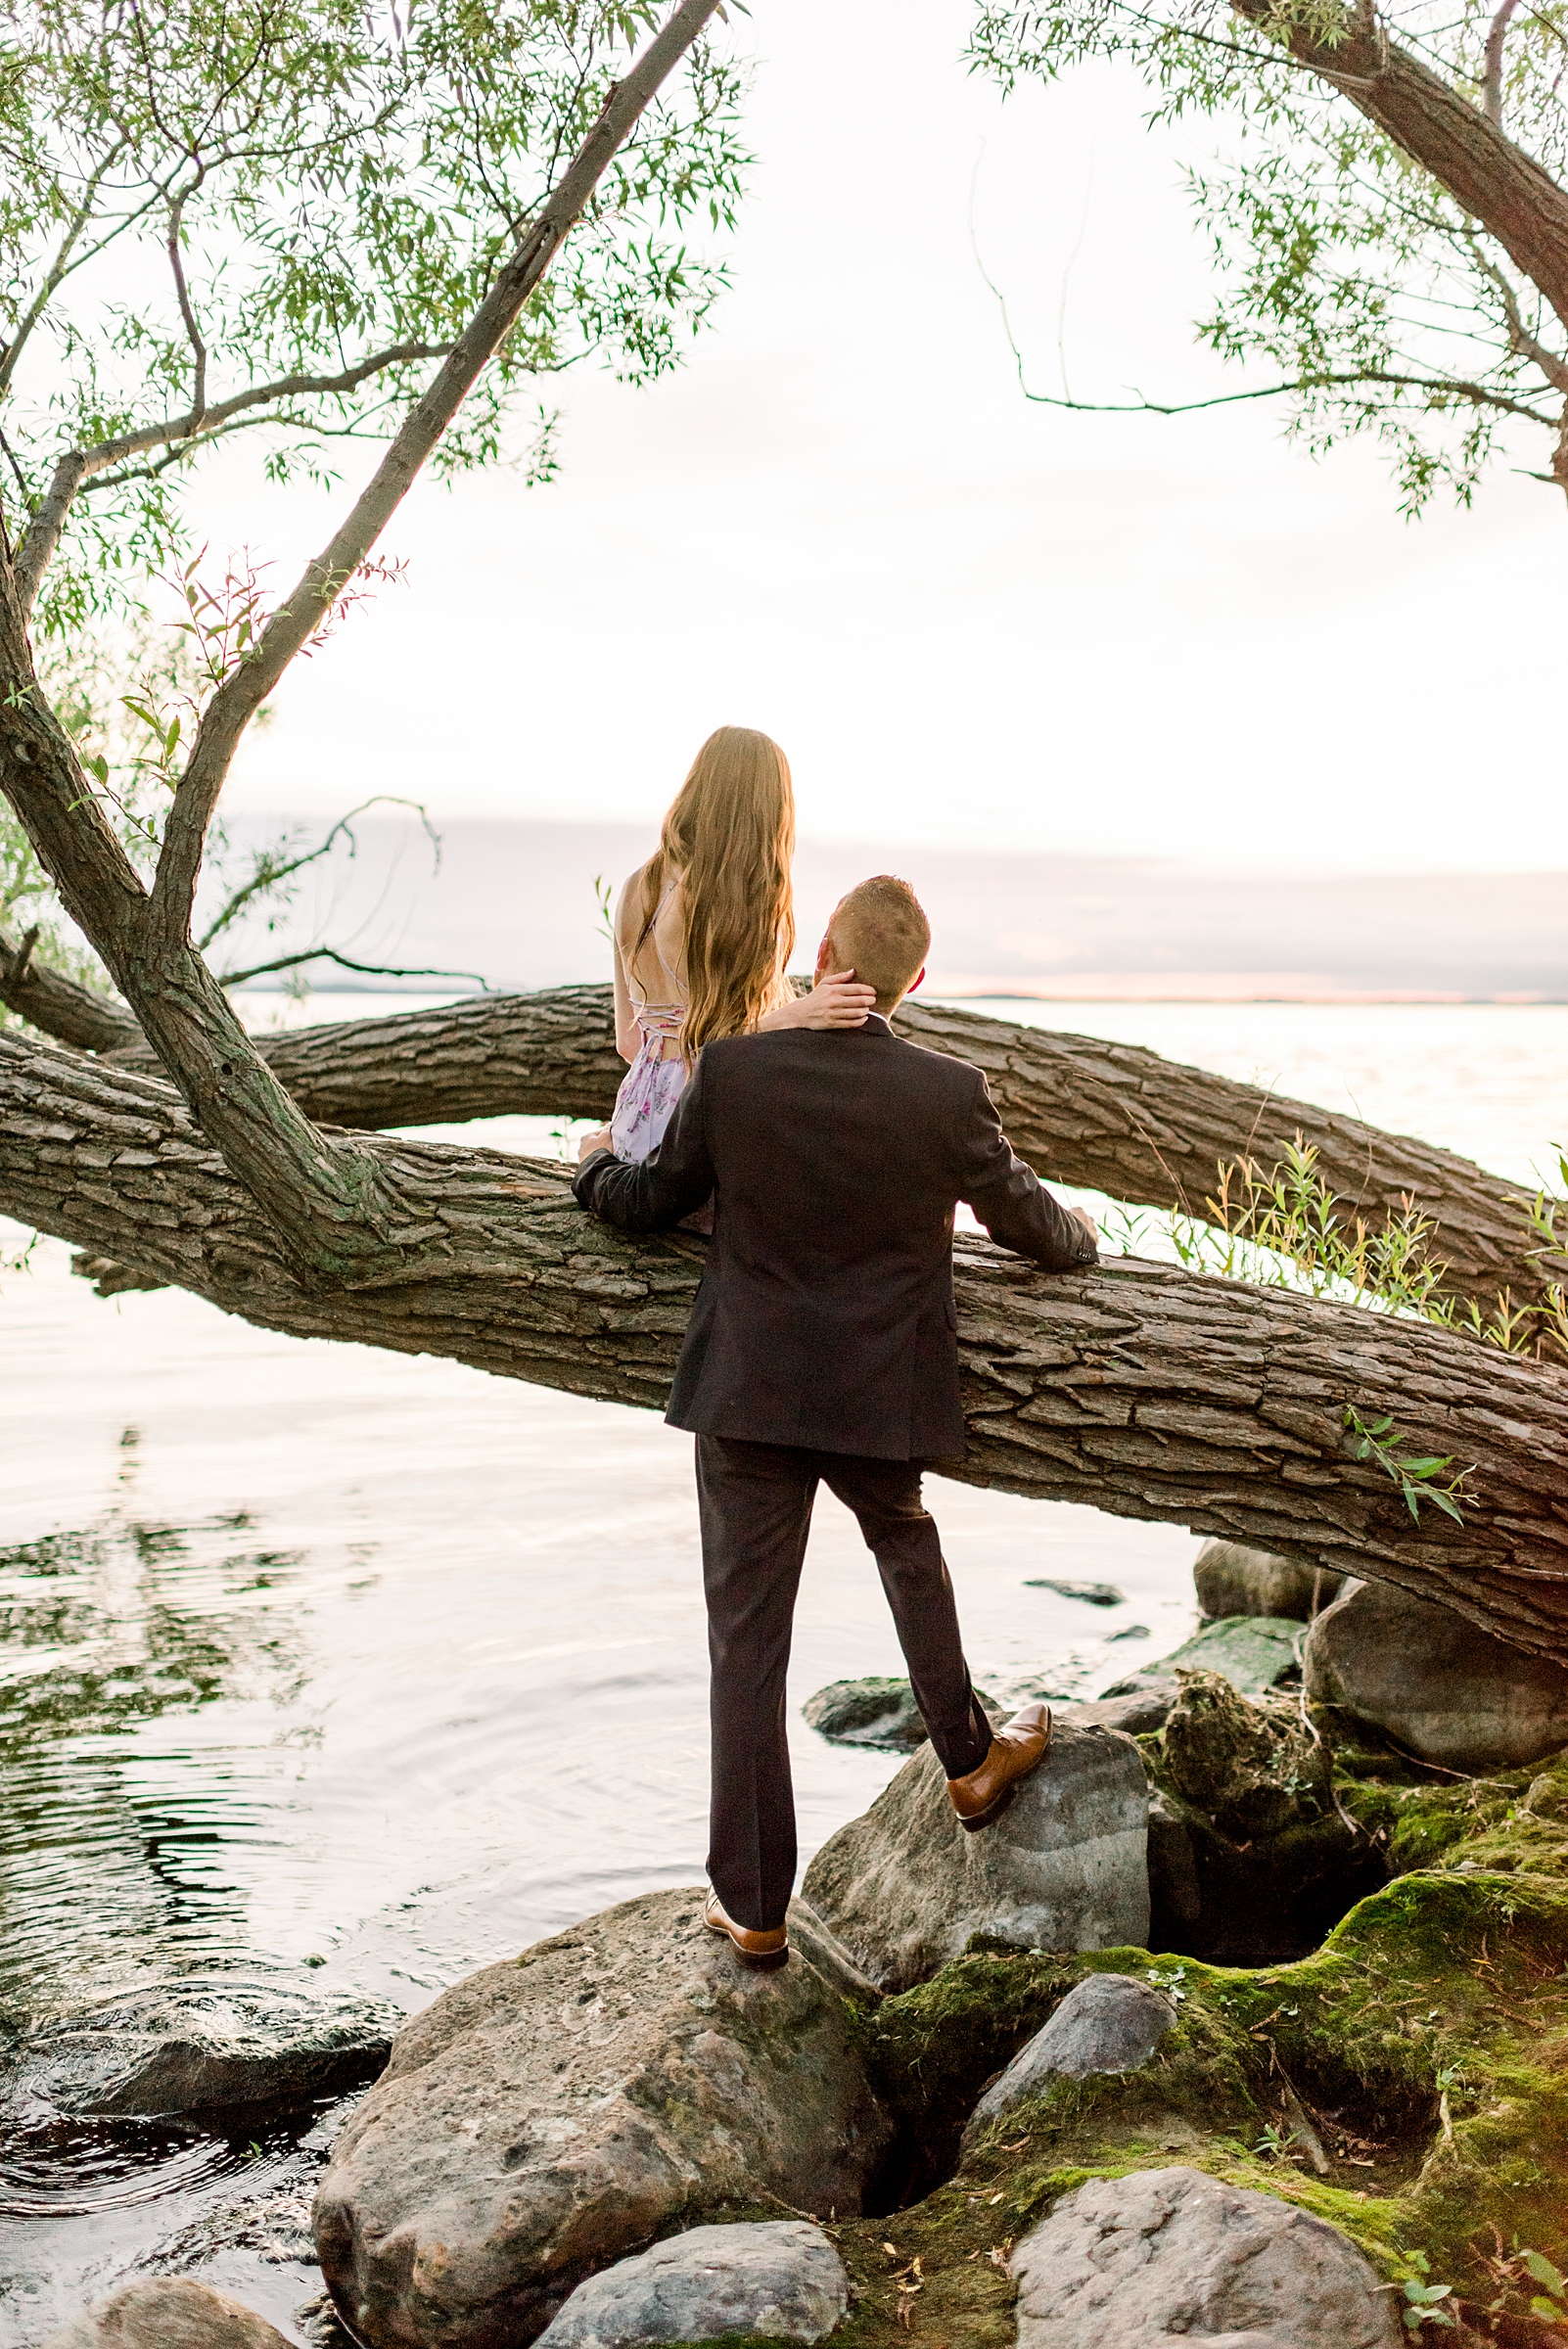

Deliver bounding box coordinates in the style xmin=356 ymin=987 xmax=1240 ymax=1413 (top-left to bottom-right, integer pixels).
xmin=2 ymin=0 xmax=1565 ymax=1661
xmin=971 ymin=0 xmax=1568 ymax=508
xmin=0 ymin=0 xmax=744 ymax=993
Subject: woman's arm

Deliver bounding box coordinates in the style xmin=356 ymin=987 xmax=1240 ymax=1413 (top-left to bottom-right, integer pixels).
xmin=612 ymin=875 xmax=643 ymax=1062
xmin=757 ymin=972 xmax=878 ymax=1032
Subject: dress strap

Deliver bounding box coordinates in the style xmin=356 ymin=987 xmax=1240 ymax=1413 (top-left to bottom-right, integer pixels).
xmin=628 ymin=878 xmax=685 ymax=1025
xmin=649 ymin=882 xmax=682 ymax=985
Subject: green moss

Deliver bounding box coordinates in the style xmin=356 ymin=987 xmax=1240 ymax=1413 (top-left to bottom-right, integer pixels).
xmin=816 ymin=1746 xmax=1568 ymax=2346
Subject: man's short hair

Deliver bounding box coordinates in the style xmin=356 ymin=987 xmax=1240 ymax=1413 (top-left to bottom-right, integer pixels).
xmin=828 ymin=875 xmax=931 ymax=1008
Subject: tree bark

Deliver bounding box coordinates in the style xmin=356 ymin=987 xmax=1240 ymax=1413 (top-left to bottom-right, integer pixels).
xmin=41 ymin=980 xmax=1549 ymax=1314
xmin=1231 ymin=0 xmax=1568 ymax=335
xmin=0 ymin=924 xmax=137 ymax=1052
xmin=6 ymin=1029 xmax=1565 ymax=1658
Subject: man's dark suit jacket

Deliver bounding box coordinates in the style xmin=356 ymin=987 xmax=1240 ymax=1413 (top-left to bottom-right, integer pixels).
xmin=572 ymin=1012 xmax=1098 ymax=1461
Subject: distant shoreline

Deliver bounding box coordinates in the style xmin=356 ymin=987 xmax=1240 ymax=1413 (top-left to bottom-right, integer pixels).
xmin=232 ymin=979 xmax=1567 ymax=1006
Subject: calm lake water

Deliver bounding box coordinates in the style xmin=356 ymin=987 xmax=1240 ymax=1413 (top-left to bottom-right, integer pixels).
xmin=1 ymin=997 xmax=1562 ymax=2340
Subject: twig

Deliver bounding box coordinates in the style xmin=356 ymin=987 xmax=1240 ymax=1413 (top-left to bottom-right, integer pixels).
xmin=1483 ymin=0 xmax=1521 ymax=123
xmin=197 ymin=795 xmax=440 ymax=951
xmin=166 ymin=189 xmax=209 ymax=429
xmin=1279 ymin=2079 xmax=1332 ymax=2175
xmin=4 ymin=923 xmax=39 ymax=985
xmin=216 ymin=945 xmax=491 ymax=990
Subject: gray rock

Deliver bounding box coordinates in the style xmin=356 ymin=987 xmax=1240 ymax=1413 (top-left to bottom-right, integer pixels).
xmin=1024 ymin=1579 xmax=1126 ymax=1606
xmin=534 ymin=2221 xmax=849 ymax=2346
xmin=1107 ymin=1616 xmax=1302 ymax=1703
xmin=38 ymin=2278 xmax=296 ymax=2349
xmin=1059 ymin=1682 xmax=1179 ymax=1736
xmin=964 ymin=1973 xmax=1175 ymax=2139
xmin=4 ymin=1976 xmax=397 ymax=2121
xmin=802 ymin=1675 xmax=1001 ymax=1751
xmin=801 ymin=1719 xmax=1149 ymax=1993
xmin=1010 ymin=2165 xmax=1401 ymax=2347
xmin=312 ymin=1889 xmax=890 ymax=2349
xmin=1304 ymin=1578 xmax=1568 ymax=1771
xmin=1195 ymin=1541 xmax=1345 ymax=1624
xmin=1144 ymin=1787 xmax=1203 ymax=1938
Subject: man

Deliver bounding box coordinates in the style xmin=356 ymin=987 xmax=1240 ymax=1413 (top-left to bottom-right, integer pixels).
xmin=574 ymin=875 xmax=1098 ymax=1969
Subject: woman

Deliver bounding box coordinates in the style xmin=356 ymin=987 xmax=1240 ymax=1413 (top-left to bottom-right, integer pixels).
xmin=594 ymin=725 xmax=874 ymax=1166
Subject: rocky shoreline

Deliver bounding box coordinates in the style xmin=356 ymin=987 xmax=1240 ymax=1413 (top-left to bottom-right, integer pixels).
xmin=23 ymin=1542 xmax=1568 ymax=2348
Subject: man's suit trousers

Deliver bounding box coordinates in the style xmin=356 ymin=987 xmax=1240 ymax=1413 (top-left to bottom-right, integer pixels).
xmin=696 ymin=1434 xmax=993 ymax=1933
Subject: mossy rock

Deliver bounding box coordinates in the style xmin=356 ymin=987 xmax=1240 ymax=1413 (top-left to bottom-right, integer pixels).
xmin=1139 ymin=1671 xmax=1386 ymax=1961
xmin=798 ymin=1746 xmax=1568 ymax=2347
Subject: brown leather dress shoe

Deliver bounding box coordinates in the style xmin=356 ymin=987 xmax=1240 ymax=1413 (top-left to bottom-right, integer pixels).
xmin=946 ymin=1702 xmax=1053 ymax=1831
xmin=703 ymin=1887 xmax=789 ymax=1970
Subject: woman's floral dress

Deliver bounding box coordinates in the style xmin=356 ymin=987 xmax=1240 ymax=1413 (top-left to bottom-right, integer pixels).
xmin=611 ymin=882 xmax=694 ymax=1163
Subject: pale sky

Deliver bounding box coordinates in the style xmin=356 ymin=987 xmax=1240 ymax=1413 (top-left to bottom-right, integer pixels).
xmin=208 ymin=0 xmax=1568 ymax=874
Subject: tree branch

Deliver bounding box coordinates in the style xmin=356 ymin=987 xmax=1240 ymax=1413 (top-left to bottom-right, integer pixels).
xmin=1018 ymin=367 xmax=1556 ymax=423
xmin=1230 ymin=0 xmax=1568 ymax=335
xmin=13 ymin=451 xmax=91 ymax=614
xmin=1483 ymin=0 xmax=1522 ymax=125
xmin=1467 ymin=236 xmax=1568 ymax=391
xmin=0 ymin=919 xmax=140 ymax=1051
xmin=10 ymin=342 xmax=453 ymax=617
xmin=214 ymin=944 xmax=490 ymax=990
xmin=976 ymin=218 xmax=1560 ymax=427
xmin=4 ymin=1028 xmax=1564 ymax=1658
xmin=0 ymin=135 xmax=131 ymax=401
xmin=165 ymin=190 xmax=209 ymax=429
xmin=3 ymin=919 xmax=1557 ymax=1320
xmin=195 ymin=795 xmax=440 ymax=951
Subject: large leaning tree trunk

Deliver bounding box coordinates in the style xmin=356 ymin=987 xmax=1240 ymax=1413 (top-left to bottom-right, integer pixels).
xmin=5 ymin=1030 xmax=1566 ymax=1658
xmin=5 ymin=941 xmax=1556 ymax=1316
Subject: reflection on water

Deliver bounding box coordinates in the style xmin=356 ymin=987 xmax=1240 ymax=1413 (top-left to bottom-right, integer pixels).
xmin=0 ymin=1001 xmax=1559 ymax=2340
xmin=0 ymin=1508 xmax=312 ymax=2014
xmin=3 ymin=2110 xmax=281 ymax=2220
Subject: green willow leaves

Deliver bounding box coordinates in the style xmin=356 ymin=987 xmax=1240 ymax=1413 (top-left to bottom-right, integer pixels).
xmin=0 ymin=0 xmax=748 ymax=637
xmin=971 ymin=0 xmax=1568 ymax=511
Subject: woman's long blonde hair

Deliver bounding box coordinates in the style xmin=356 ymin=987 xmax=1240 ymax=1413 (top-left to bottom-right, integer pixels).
xmin=633 ymin=725 xmax=796 ymax=1057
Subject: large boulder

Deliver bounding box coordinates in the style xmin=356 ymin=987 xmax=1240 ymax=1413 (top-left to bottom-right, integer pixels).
xmin=1304 ymin=1578 xmax=1568 ymax=1771
xmin=1010 ymin=2165 xmax=1401 ymax=2347
xmin=963 ymin=1973 xmax=1175 ymax=2142
xmin=4 ymin=1976 xmax=396 ymax=2122
xmin=801 ymin=1720 xmax=1148 ymax=1993
xmin=1194 ymin=1540 xmax=1345 ymax=1624
xmin=39 ymin=2278 xmax=295 ymax=2349
xmin=312 ymin=1890 xmax=891 ymax=2349
xmin=533 ymin=2221 xmax=849 ymax=2346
